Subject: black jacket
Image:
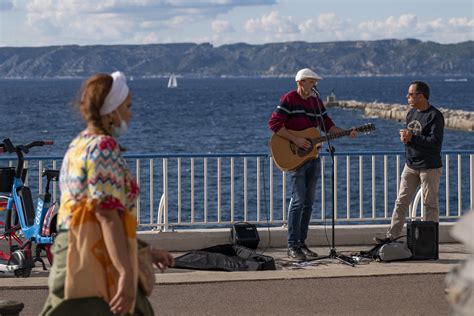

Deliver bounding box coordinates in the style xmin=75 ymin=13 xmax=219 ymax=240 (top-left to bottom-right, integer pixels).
xmin=405 ymin=105 xmax=444 ymax=169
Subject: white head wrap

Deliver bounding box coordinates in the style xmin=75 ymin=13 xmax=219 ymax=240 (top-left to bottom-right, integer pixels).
xmin=100 ymin=71 xmax=129 ymax=115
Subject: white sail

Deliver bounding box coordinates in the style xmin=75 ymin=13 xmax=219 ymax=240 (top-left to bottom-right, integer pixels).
xmin=167 ymin=73 xmax=178 ymax=88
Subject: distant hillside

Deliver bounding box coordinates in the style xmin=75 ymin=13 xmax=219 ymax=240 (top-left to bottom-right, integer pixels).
xmin=0 ymin=39 xmax=472 ymax=78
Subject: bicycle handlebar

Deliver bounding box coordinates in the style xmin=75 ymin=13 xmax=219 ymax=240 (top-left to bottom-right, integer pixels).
xmin=0 ymin=138 xmax=54 ymax=154
xmin=22 ymin=140 xmax=54 ymax=151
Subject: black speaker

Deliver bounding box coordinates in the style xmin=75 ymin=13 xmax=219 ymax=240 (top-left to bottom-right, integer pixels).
xmin=231 ymin=222 xmax=260 ymax=249
xmin=407 ymin=221 xmax=439 ymax=260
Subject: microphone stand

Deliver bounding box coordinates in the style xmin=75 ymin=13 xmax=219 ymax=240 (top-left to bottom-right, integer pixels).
xmin=308 ymin=86 xmax=356 ymax=267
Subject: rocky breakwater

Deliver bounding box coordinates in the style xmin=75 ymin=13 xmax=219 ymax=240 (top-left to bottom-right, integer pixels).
xmin=325 ymin=100 xmax=474 ymax=132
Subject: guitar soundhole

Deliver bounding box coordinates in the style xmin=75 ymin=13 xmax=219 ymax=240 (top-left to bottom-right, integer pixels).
xmin=289 ymin=142 xmax=297 ymax=154
xmin=290 ymin=142 xmax=312 ymax=157
xmin=297 ymin=145 xmax=312 ymax=157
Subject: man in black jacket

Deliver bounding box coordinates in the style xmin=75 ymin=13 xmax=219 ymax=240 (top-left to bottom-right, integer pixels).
xmin=384 ymin=81 xmax=445 ymax=240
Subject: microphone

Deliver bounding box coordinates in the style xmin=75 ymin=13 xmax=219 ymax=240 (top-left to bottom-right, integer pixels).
xmin=311 ymin=85 xmax=320 ymax=98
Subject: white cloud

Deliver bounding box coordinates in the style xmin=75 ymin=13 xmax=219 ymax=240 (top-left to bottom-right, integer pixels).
xmin=358 ymin=14 xmax=418 ymax=38
xmin=244 ymin=11 xmax=298 ymax=34
xmin=11 ymin=0 xmax=277 ymax=45
xmin=299 ymin=13 xmax=347 ymax=34
xmin=21 ymin=1 xmax=135 ymax=44
xmin=212 ymin=20 xmax=234 ymax=33
xmin=356 ymin=15 xmax=474 ymax=42
xmin=1 ymin=1 xmax=472 ymax=46
xmin=448 ymin=17 xmax=474 ymax=30
xmin=239 ymin=11 xmax=473 ymax=44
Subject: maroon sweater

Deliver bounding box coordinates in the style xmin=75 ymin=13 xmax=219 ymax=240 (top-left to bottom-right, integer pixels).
xmin=268 ymin=90 xmax=335 ymax=133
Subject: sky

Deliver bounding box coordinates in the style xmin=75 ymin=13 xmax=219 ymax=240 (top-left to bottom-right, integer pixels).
xmin=0 ymin=0 xmax=473 ymax=47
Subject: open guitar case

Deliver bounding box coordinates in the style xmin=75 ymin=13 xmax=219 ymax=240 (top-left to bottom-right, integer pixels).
xmin=173 ymin=244 xmax=276 ymax=272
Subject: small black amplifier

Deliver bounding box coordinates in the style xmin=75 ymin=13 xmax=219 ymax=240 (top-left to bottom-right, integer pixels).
xmin=407 ymin=221 xmax=439 ymax=260
xmin=231 ymin=222 xmax=260 ymax=249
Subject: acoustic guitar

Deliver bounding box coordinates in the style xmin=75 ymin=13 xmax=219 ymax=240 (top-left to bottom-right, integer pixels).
xmin=270 ymin=123 xmax=376 ymax=171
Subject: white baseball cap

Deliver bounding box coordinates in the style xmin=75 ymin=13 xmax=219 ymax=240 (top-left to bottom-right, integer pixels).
xmin=295 ymin=68 xmax=322 ymax=82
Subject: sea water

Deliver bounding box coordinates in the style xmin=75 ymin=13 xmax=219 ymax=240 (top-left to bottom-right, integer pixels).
xmin=0 ymin=76 xmax=473 ymax=225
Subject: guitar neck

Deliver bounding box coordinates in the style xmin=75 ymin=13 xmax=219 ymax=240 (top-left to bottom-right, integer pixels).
xmin=311 ymin=129 xmax=353 ymax=144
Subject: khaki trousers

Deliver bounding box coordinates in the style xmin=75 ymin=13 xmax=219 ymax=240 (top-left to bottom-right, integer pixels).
xmin=387 ymin=164 xmax=442 ymax=238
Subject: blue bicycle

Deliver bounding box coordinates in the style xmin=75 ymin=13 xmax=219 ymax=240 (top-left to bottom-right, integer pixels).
xmin=0 ymin=138 xmax=59 ymax=277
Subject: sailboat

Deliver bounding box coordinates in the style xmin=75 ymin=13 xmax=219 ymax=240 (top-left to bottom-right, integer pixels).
xmin=167 ymin=73 xmax=178 ymax=88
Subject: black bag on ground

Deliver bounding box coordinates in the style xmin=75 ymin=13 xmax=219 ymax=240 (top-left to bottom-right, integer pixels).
xmin=174 ymin=244 xmax=276 ymax=271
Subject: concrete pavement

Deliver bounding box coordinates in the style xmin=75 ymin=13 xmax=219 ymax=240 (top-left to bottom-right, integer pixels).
xmin=1 ymin=274 xmax=451 ymax=315
xmin=0 ymin=243 xmax=466 ymax=315
xmin=0 ymin=243 xmax=466 ymax=287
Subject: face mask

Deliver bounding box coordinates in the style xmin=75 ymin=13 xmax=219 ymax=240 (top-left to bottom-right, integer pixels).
xmin=111 ymin=112 xmax=128 ymax=138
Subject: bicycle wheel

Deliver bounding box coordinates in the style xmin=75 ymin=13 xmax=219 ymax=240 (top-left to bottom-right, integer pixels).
xmin=0 ymin=195 xmax=9 ymax=260
xmin=0 ymin=196 xmax=23 ymax=261
xmin=45 ymin=244 xmax=53 ymax=265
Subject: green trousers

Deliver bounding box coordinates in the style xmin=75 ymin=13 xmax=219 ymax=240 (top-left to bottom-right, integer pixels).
xmin=40 ymin=233 xmax=154 ymax=316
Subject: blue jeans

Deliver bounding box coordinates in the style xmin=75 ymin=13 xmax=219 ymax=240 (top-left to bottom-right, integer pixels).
xmin=287 ymin=158 xmax=321 ymax=248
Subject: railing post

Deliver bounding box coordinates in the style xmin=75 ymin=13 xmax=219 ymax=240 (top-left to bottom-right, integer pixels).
xmin=177 ymin=158 xmax=181 ymax=224
xmin=191 ymin=158 xmax=195 ymax=223
xmin=446 ymin=154 xmax=450 ymax=216
xmin=230 ymin=157 xmax=234 ymax=222
xmin=149 ymin=159 xmax=154 ymax=226
xmin=257 ymin=157 xmax=261 ymax=222
xmin=371 ymin=155 xmax=376 ymax=218
xmin=163 ymin=158 xmax=169 ymax=231
xmin=204 ymin=158 xmax=208 ymax=223
xmin=244 ymin=157 xmax=248 ymax=222
xmin=217 ymin=157 xmax=221 ymax=223
xmin=321 ymin=156 xmax=325 ymax=220
xmin=24 ymin=160 xmax=28 ymax=186
xmin=346 ymin=156 xmax=350 ymax=219
xmin=136 ymin=159 xmax=141 ymax=224
xmin=52 ymin=160 xmax=58 ymax=202
xmin=38 ymin=160 xmax=43 ymax=194
xmin=334 ymin=156 xmax=338 ymax=219
xmin=396 ymin=155 xmax=400 ymax=195
xmin=269 ymin=158 xmax=274 ymax=222
xmin=471 ymin=154 xmax=474 ymax=211
xmin=359 ymin=155 xmax=363 ymax=218
xmin=458 ymin=154 xmax=462 ymax=216
xmin=384 ymin=155 xmax=388 ymax=218
xmin=282 ymin=170 xmax=286 ymax=223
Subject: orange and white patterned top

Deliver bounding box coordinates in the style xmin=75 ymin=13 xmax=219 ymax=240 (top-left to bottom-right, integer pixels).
xmin=58 ymin=130 xmax=139 ymax=306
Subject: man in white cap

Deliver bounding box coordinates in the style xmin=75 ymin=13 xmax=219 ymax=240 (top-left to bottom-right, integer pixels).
xmin=268 ymin=68 xmax=357 ymax=260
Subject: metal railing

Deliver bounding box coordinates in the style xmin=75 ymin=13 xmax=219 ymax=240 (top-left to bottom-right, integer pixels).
xmin=1 ymin=150 xmax=473 ymax=231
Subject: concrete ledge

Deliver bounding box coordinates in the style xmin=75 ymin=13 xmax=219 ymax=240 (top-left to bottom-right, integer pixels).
xmin=138 ymin=222 xmax=456 ymax=251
